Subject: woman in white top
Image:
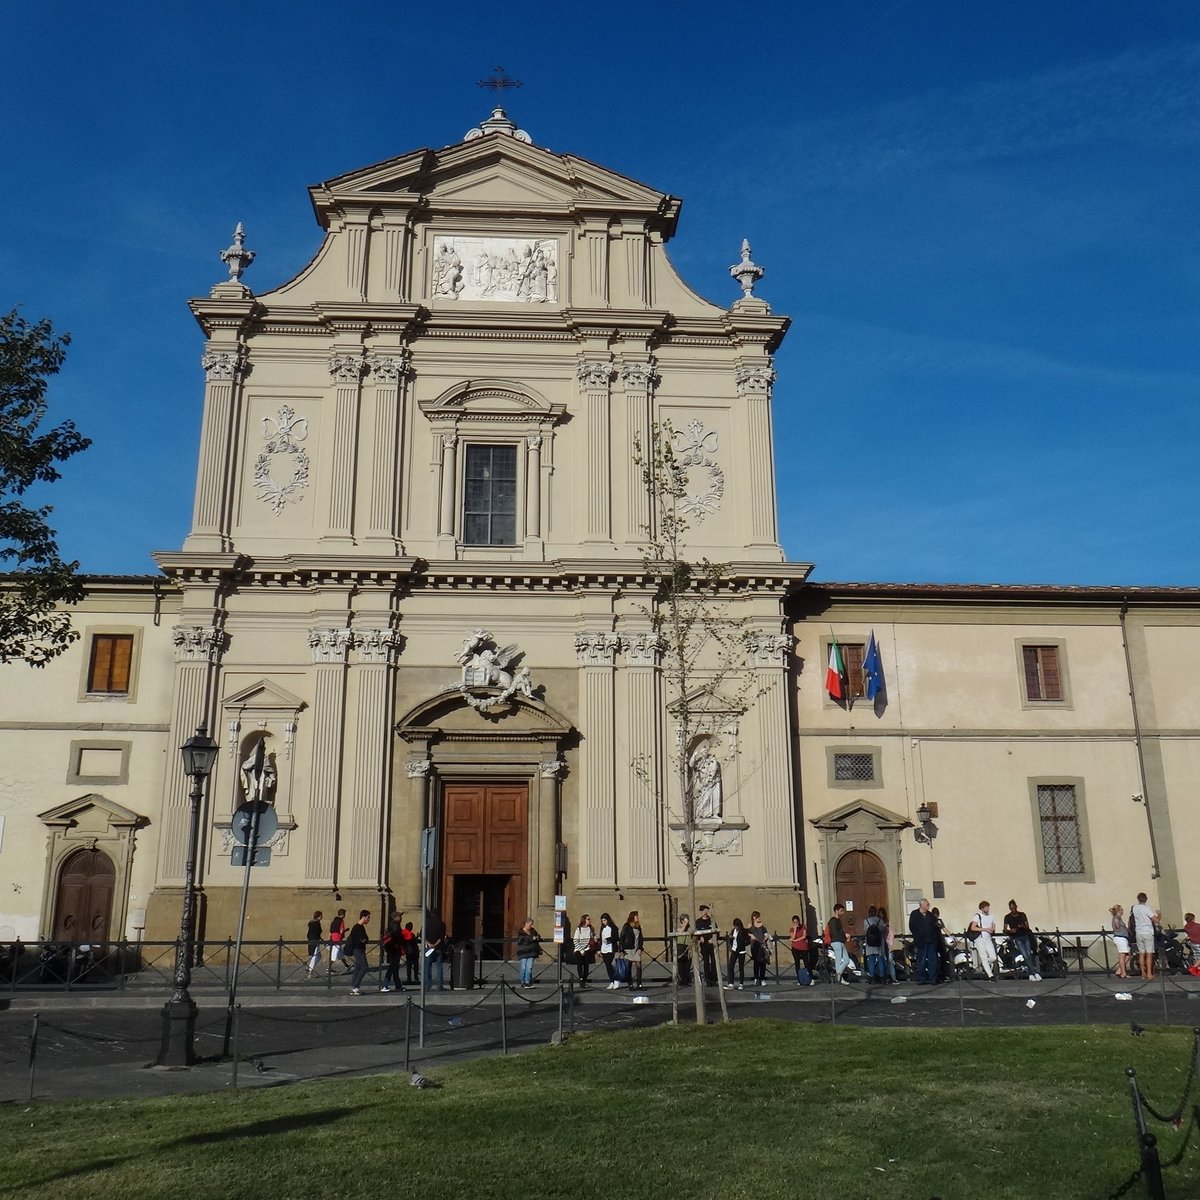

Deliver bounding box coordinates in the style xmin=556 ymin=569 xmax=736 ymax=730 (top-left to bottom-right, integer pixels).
xmin=572 ymin=915 xmax=596 ymax=988
xmin=1109 ymin=904 xmax=1130 ymax=979
xmin=598 ymin=913 xmax=619 ymax=989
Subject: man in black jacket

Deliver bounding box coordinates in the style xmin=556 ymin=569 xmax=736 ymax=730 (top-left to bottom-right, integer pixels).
xmin=695 ymin=905 xmax=718 ymax=986
xmin=909 ymin=898 xmax=940 ymax=985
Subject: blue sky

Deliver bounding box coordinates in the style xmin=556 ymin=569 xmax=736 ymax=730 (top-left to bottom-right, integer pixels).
xmin=3 ymin=2 xmax=1198 ymax=585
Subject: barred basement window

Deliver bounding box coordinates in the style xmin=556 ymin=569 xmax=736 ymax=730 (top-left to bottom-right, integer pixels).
xmin=833 ymin=752 xmax=875 ymax=782
xmin=1037 ymin=783 xmax=1084 ymax=874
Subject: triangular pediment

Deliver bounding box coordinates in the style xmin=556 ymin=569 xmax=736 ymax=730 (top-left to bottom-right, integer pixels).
xmin=309 ymin=134 xmax=679 ymax=232
xmin=39 ymin=794 xmax=144 ymax=829
xmin=223 ymin=679 xmax=306 ymax=714
xmin=811 ymin=799 xmax=911 ymax=832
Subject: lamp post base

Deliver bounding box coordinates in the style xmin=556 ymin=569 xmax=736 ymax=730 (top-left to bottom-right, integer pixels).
xmin=157 ymin=995 xmax=199 ymax=1066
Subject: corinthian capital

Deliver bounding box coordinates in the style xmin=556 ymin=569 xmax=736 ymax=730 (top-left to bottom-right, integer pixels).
xmin=355 ymin=628 xmax=404 ymax=664
xmin=744 ymin=629 xmax=794 ymax=665
xmin=308 ymin=627 xmax=354 ymax=664
xmin=328 ymin=353 xmax=367 ymax=384
xmin=575 ymin=631 xmax=621 ymax=665
xmin=576 ymin=359 xmax=616 ymax=391
xmin=201 ymin=349 xmax=246 ymax=380
xmin=620 ymin=359 xmax=659 ymax=391
xmin=735 ymin=364 xmax=776 ymax=396
xmin=369 ymin=350 xmax=412 ymax=382
xmin=172 ymin=625 xmax=226 ymax=663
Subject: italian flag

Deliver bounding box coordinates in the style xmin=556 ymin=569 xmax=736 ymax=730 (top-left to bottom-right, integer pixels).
xmin=826 ymin=638 xmax=847 ymax=701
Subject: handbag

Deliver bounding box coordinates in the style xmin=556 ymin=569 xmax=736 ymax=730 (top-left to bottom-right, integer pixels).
xmin=614 ymin=956 xmax=629 ymax=983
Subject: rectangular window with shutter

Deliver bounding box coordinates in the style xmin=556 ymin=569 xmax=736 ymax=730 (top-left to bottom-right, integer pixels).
xmin=1022 ymin=645 xmax=1062 ymax=701
xmin=87 ymin=634 xmax=134 ymax=695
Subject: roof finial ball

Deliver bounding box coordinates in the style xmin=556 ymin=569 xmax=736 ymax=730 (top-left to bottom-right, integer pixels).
xmin=220 ymin=222 xmax=256 ymax=283
xmin=730 ymin=238 xmax=764 ymax=301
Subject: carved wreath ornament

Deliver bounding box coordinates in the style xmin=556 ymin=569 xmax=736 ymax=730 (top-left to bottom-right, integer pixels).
xmin=254 ymin=406 xmax=310 ymax=515
xmin=672 ymin=420 xmax=725 ymax=520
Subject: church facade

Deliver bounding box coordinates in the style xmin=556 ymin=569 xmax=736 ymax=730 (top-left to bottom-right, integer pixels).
xmin=1 ymin=111 xmax=1196 ymax=952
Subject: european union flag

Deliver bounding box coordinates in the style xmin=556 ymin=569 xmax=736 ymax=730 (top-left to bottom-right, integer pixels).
xmin=864 ymin=631 xmax=884 ymax=701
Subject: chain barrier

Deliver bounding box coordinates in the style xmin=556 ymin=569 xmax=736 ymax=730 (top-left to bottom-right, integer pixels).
xmin=1106 ymin=1167 xmax=1142 ymax=1199
xmin=1135 ymin=1028 xmax=1199 ymax=1125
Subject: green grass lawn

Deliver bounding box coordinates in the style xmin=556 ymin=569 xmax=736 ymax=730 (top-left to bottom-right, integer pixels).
xmin=3 ymin=1022 xmax=1198 ymax=1199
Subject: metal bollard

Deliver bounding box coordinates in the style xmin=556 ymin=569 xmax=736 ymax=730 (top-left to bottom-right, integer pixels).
xmin=1077 ymin=937 xmax=1088 ymax=1024
xmin=500 ymin=981 xmax=508 ymax=1056
xmin=28 ymin=1012 xmax=39 ymax=1103
xmin=1160 ymin=966 xmax=1170 ymax=1027
xmin=404 ymin=998 xmax=412 ymax=1073
xmin=1139 ymin=1133 xmax=1166 ymax=1200
xmin=231 ymin=1004 xmax=242 ymax=1089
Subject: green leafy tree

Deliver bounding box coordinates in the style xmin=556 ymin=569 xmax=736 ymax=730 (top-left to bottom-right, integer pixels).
xmin=0 ymin=309 xmax=90 ymax=665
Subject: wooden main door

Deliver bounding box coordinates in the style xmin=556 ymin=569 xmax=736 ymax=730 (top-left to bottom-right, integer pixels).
xmin=441 ymin=783 xmax=527 ymax=953
xmin=53 ymin=847 xmax=116 ymax=943
xmin=834 ymin=849 xmax=888 ymax=937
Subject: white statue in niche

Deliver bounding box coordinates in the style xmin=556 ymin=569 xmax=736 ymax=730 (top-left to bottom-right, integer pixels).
xmin=240 ymin=739 xmax=277 ymax=805
xmin=689 ymin=741 xmax=723 ymax=821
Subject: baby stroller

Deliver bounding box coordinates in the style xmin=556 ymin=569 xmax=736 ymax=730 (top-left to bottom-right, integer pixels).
xmin=1159 ymin=929 xmax=1193 ymax=975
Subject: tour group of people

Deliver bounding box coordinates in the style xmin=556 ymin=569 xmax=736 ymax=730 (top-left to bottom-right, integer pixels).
xmin=305 ymin=891 xmax=1200 ymax=996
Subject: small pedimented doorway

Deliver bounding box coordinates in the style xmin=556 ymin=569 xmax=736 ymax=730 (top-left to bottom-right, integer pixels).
xmin=811 ymin=799 xmax=912 ymax=933
xmin=834 ymin=849 xmax=888 ymax=938
xmin=53 ymin=847 xmax=116 ymax=942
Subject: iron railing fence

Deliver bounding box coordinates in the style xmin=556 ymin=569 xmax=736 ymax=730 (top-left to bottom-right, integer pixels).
xmin=2 ymin=927 xmax=1194 ymax=994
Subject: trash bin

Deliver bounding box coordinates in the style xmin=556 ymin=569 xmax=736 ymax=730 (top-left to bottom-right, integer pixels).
xmin=451 ymin=940 xmax=476 ymax=990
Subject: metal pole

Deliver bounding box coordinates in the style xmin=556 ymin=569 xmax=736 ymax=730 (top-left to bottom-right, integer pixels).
xmin=224 ymin=800 xmax=262 ymax=1057
xmin=158 ymin=768 xmax=205 ymax=1065
xmin=500 ymin=981 xmax=508 ymax=1055
xmin=1077 ymin=937 xmax=1088 ymax=1025
xmin=568 ymin=980 xmax=575 ymax=1035
xmin=275 ymin=936 xmax=283 ymax=991
xmin=231 ymin=1004 xmax=242 ymax=1089
xmin=557 ymin=980 xmax=564 ymax=1042
xmin=419 ymin=833 xmax=428 ymax=1050
xmin=1119 ymin=602 xmax=1161 ymax=880
xmin=27 ymin=1012 xmax=38 ymax=1103
xmin=958 ymin=965 xmax=966 ymax=1027
xmin=1160 ymin=962 xmax=1170 ymax=1026
xmin=1140 ymin=1134 xmax=1166 ymax=1200
xmin=404 ymin=998 xmax=412 ymax=1073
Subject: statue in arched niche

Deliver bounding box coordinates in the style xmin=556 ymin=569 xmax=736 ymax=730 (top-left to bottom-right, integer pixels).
xmin=240 ymin=738 xmax=277 ymax=805
xmin=689 ymin=740 xmax=723 ymax=821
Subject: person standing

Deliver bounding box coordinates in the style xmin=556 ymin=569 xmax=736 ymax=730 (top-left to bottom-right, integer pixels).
xmin=1130 ymin=892 xmax=1160 ymax=980
xmin=1003 ymin=899 xmax=1040 ymax=980
xmin=695 ymin=905 xmax=718 ymax=986
xmin=424 ymin=908 xmax=447 ymax=991
xmin=675 ymin=914 xmax=693 ymax=988
xmin=347 ymin=910 xmax=371 ymax=996
xmin=515 ymin=917 xmax=540 ymax=987
xmin=725 ymin=917 xmax=748 ymax=989
xmin=879 ymin=907 xmax=897 ymax=983
xmin=969 ymin=901 xmax=997 ymax=979
xmin=305 ymin=910 xmax=323 ymax=978
xmin=619 ymin=911 xmax=643 ymax=989
xmin=909 ymin=898 xmax=940 ymax=985
xmin=598 ymin=913 xmax=619 ymax=988
xmin=573 ymin=914 xmax=596 ymax=987
xmin=748 ymin=911 xmax=771 ymax=988
xmin=1109 ymin=904 xmax=1131 ymax=979
xmin=1183 ymin=912 xmax=1200 ymax=963
xmin=381 ymin=914 xmax=403 ymax=993
xmin=788 ymin=915 xmax=813 ymax=985
xmin=863 ymin=905 xmax=886 ymax=982
xmin=329 ymin=908 xmax=350 ymax=973
xmin=828 ymin=904 xmax=853 ymax=985
xmin=402 ymin=921 xmax=419 ymax=984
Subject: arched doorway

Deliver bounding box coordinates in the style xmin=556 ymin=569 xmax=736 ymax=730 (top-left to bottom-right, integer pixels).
xmin=834 ymin=848 xmax=888 ymax=937
xmin=53 ymin=847 xmax=116 ymax=943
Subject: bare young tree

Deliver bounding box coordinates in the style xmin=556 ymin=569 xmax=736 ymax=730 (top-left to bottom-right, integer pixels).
xmin=634 ymin=420 xmax=773 ymax=1025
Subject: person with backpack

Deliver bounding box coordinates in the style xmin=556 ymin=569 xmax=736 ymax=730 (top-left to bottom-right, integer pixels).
xmin=329 ymin=908 xmax=350 ymax=973
xmin=401 ymin=921 xmax=420 ymax=984
xmin=380 ymin=913 xmax=404 ymax=993
xmin=968 ymin=900 xmax=997 ymax=979
xmin=1130 ymin=892 xmax=1160 ymax=981
xmin=863 ymin=905 xmax=886 ymax=982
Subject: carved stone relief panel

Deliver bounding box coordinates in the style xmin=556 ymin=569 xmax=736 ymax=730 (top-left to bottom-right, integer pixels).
xmin=431 ymin=236 xmax=560 ymax=303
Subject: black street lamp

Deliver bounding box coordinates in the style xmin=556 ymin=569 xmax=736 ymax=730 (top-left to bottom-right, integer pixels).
xmin=157 ymin=723 xmax=219 ymax=1066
